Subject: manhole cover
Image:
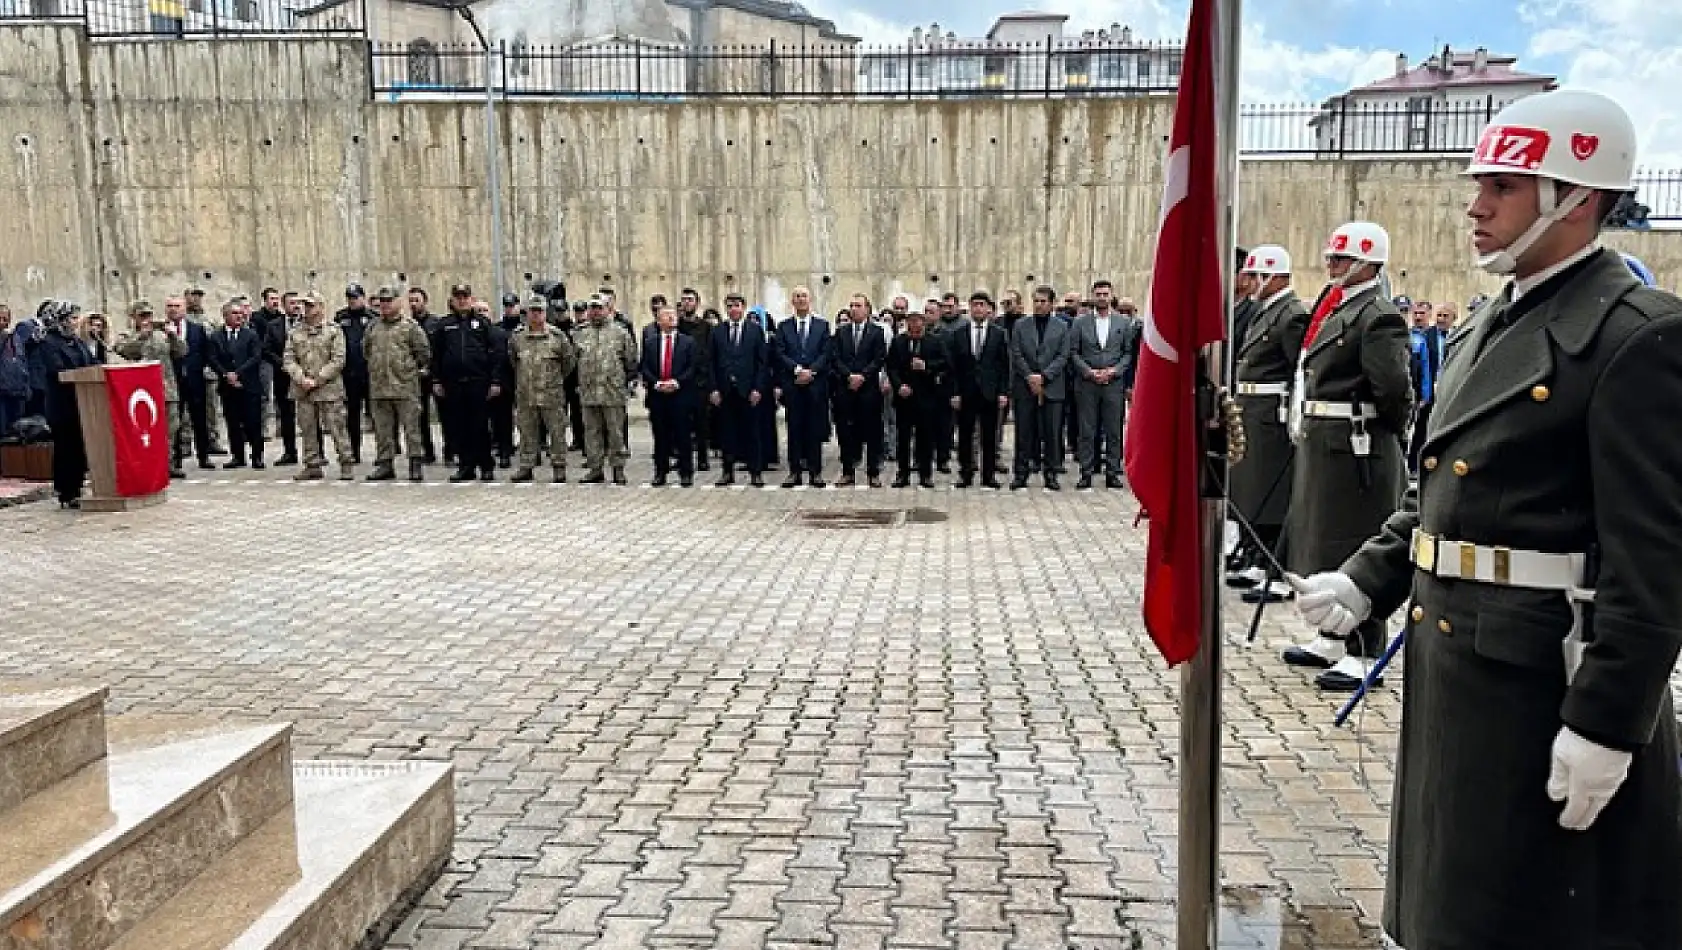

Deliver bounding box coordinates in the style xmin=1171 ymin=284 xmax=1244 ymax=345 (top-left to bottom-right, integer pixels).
xmin=904 ymin=507 xmax=948 ymax=524
xmin=787 ymin=508 xmax=905 ymax=529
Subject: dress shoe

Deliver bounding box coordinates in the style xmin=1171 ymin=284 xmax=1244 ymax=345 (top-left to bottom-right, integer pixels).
xmin=223 ymin=459 xmax=247 ymax=470
xmin=652 ymin=474 xmax=669 ymax=487
xmin=1044 ymin=476 xmax=1060 ymax=491
xmin=198 ymin=458 xmax=215 ymax=470
xmin=1105 ymin=475 xmax=1125 ymax=490
xmin=580 ymin=471 xmax=606 ymax=484
xmin=868 ymin=476 xmax=883 ymax=488
xmin=479 ymin=470 xmax=496 ymax=482
xmin=449 ymin=469 xmax=475 ymax=483
xmin=781 ymin=475 xmax=803 ymax=489
xmin=1225 ymin=566 xmax=1265 ymax=589
xmin=982 ymin=479 xmax=1002 ymax=490
xmin=809 ymin=478 xmax=827 ymax=489
xmin=716 ymin=473 xmax=736 ymax=487
xmin=251 ymin=459 xmax=266 ymax=470
xmin=612 ymin=468 xmax=627 ymax=485
xmin=750 ymin=475 xmax=765 ymax=487
xmin=918 ymin=478 xmax=933 ymax=488
xmin=837 ymin=474 xmax=856 ymax=488
xmin=1282 ymin=635 xmax=1346 ymax=669
xmin=274 ymin=454 xmax=298 ymax=467
xmin=955 ymin=477 xmax=973 ymax=488
xmin=1009 ymin=478 xmax=1027 ymax=490
xmin=366 ymin=465 xmax=397 ymax=482
xmin=58 ymin=498 xmax=80 ymax=510
xmin=1076 ymin=474 xmax=1093 ymax=490
xmin=1241 ymin=581 xmax=1293 ymax=604
xmin=1316 ymin=656 xmax=1381 ymax=692
xmin=169 ymin=468 xmax=185 ymax=479
xmin=892 ymin=474 xmax=910 ymax=488
xmin=680 ymin=475 xmax=694 ymax=487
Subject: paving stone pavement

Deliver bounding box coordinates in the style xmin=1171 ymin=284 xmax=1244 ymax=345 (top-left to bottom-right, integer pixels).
xmin=0 ymin=445 xmax=1409 ymax=949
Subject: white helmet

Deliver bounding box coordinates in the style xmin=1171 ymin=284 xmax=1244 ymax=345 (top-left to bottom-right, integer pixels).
xmin=1241 ymin=245 xmax=1292 ymax=277
xmin=1463 ymin=88 xmax=1639 ymax=274
xmin=1325 ymin=222 xmax=1389 ymax=265
xmin=1464 ymin=88 xmax=1637 ymax=191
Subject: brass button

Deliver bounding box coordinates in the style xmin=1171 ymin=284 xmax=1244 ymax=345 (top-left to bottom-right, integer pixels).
xmin=1438 ymin=618 xmax=1453 ymax=635
xmin=1423 ymin=457 xmax=1438 ymax=472
xmin=1410 ymin=606 xmax=1425 ymax=623
xmin=1532 ymin=385 xmax=1550 ymax=402
xmin=1452 ymin=459 xmax=1470 ymax=476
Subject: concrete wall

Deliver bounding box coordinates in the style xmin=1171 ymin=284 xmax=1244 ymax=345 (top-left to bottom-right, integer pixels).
xmin=1 ymin=23 xmax=1677 ymax=321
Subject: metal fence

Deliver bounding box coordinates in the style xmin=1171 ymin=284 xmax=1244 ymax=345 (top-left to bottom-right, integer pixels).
xmin=370 ymin=39 xmax=1188 ymax=101
xmin=1240 ymin=99 xmax=1506 ymax=156
xmin=0 ymin=0 xmax=361 ymax=37
xmin=1628 ymin=171 xmax=1682 ymax=223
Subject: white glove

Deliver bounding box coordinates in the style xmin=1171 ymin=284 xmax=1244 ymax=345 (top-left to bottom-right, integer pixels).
xmin=1284 ymin=571 xmax=1370 ymax=636
xmin=1546 ymin=726 xmax=1632 ymax=831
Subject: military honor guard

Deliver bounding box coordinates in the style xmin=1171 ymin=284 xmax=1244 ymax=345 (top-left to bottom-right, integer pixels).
xmin=1291 ymin=87 xmax=1682 ymax=950
xmin=1279 ymin=220 xmax=1413 ymax=691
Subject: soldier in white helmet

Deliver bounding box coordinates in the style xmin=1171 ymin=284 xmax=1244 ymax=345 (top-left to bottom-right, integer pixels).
xmin=1292 ymin=89 xmax=1682 ymax=948
xmin=1225 ymin=245 xmax=1309 ymax=599
xmin=1278 ymin=222 xmax=1414 ymax=690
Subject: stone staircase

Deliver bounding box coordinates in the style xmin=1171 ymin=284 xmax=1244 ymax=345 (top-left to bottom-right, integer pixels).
xmin=0 ymin=686 xmax=453 ymax=950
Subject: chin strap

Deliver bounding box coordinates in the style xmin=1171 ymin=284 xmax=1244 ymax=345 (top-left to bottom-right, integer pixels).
xmin=1478 ymin=180 xmax=1591 ymax=275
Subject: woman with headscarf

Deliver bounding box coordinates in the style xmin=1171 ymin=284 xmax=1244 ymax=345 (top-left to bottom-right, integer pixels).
xmin=36 ymin=301 xmax=99 ymax=508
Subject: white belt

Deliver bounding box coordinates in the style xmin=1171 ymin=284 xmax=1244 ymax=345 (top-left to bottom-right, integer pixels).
xmin=1302 ymin=400 xmax=1377 ymax=421
xmin=1409 ymin=529 xmax=1591 ymax=595
xmin=1236 ymin=382 xmax=1288 ymax=397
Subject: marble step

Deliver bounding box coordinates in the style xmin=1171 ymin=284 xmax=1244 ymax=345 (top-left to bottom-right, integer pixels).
xmin=0 ymin=723 xmax=294 ymax=950
xmin=107 ymin=759 xmax=455 ymax=950
xmin=0 ymin=686 xmax=108 ymax=813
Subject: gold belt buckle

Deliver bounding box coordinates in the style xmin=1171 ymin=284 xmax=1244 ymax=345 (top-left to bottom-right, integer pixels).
xmin=1492 ymin=547 xmax=1511 ymax=584
xmin=1458 ymin=542 xmax=1477 ymax=579
xmin=1412 ymin=531 xmax=1436 ymax=573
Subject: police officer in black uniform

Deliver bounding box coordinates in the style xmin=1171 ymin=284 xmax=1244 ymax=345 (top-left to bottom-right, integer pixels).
xmin=334 ymin=284 xmax=373 ymax=463
xmin=430 ymin=284 xmax=510 ymax=482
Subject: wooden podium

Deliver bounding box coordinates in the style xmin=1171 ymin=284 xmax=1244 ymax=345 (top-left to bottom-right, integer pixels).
xmin=60 ymin=365 xmax=169 ymax=512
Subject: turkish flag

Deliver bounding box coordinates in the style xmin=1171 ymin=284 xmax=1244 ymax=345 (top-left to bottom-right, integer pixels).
xmin=104 ymin=363 xmax=170 ymax=497
xmin=1122 ymin=0 xmax=1225 ymax=666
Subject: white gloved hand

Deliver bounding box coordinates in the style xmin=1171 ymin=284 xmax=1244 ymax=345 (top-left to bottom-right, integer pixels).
xmin=1284 ymin=571 xmax=1371 ymax=636
xmin=1546 ymin=726 xmax=1632 ymax=831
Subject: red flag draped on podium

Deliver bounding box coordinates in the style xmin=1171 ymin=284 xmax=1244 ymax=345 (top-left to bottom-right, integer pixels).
xmin=104 ymin=363 xmax=171 ymax=497
xmin=1122 ymin=0 xmax=1226 ymax=667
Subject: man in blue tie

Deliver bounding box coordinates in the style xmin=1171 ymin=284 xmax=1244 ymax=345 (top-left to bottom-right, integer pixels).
xmin=773 ymin=287 xmax=832 ymax=487
xmin=709 ymin=293 xmax=770 ymax=487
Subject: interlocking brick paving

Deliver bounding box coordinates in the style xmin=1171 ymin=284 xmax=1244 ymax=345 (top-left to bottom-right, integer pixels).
xmin=0 ymin=448 xmax=1405 ymax=949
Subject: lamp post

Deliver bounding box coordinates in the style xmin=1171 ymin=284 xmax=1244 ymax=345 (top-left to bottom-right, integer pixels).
xmin=452 ymin=4 xmax=506 ymax=301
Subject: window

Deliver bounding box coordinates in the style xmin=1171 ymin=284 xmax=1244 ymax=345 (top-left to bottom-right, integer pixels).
xmin=407 ymin=38 xmax=440 ymax=86
xmin=510 ymin=30 xmax=530 ymax=79
xmin=231 ymin=0 xmax=253 ymax=20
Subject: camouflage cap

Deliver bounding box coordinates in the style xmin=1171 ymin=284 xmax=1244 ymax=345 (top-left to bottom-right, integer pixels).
xmin=374 ymin=285 xmax=399 ymax=300
xmin=185 ymin=284 xmax=205 ymax=296
xmin=301 ymin=292 xmax=323 ymax=307
xmin=127 ymin=299 xmax=155 ymax=316
xmin=525 ymin=294 xmax=548 ymax=310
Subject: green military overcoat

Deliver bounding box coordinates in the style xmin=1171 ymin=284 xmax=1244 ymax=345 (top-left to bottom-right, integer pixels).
xmin=1342 ymin=249 xmax=1682 ymax=949
xmin=1230 ymin=289 xmax=1308 ymax=529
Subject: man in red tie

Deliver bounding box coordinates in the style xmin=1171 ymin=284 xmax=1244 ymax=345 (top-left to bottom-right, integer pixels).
xmin=1278 ymin=221 xmax=1414 ymax=691
xmin=639 ymin=306 xmax=699 ymax=487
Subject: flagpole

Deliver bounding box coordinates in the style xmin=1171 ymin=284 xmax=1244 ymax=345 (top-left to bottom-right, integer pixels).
xmin=1179 ymin=0 xmax=1242 ymax=946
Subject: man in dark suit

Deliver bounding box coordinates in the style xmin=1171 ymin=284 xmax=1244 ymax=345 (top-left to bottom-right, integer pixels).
xmin=162 ymin=295 xmax=213 ymax=470
xmin=948 ymin=291 xmax=1012 ymax=489
xmin=886 ymin=306 xmax=947 ymax=487
xmin=773 ymin=286 xmax=832 ymax=488
xmin=640 ymin=306 xmax=699 ymax=487
xmin=710 ymin=294 xmax=770 ymax=487
xmin=830 ymin=294 xmax=888 ymax=487
xmin=206 ymin=299 xmax=266 ymax=468
xmin=1010 ymin=286 xmax=1073 ymax=490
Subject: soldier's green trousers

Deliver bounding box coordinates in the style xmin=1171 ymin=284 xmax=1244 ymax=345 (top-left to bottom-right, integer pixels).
xmin=166 ymin=400 xmax=181 ymax=463
xmin=518 ymin=402 xmax=567 ymax=472
xmin=582 ymin=404 xmax=628 ymax=474
xmin=298 ymin=399 xmax=352 ymax=469
xmin=370 ymin=396 xmax=424 ymax=464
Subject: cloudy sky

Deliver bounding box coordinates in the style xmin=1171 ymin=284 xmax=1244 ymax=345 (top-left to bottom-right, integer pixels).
xmin=799 ymin=0 xmax=1682 ymax=167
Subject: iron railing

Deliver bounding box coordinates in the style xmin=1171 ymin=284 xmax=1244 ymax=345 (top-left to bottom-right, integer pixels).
xmin=0 ymin=0 xmax=361 ymax=37
xmin=1241 ymin=99 xmax=1503 ymax=156
xmin=1628 ymin=170 xmax=1682 ymax=224
xmin=370 ymin=39 xmax=1188 ymax=100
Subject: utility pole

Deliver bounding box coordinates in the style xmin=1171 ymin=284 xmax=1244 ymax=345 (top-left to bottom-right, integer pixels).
xmin=453 ymin=4 xmax=506 ymax=300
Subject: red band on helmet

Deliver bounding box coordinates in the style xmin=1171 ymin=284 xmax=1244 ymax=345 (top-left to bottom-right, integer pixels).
xmin=1473 ymin=125 xmax=1550 ymax=171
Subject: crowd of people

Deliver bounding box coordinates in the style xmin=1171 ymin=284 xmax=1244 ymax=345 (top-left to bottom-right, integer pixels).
xmin=0 ymin=279 xmax=1156 ymax=505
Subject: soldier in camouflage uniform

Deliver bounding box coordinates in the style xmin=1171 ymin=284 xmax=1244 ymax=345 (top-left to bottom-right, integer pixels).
xmin=575 ymin=295 xmax=637 ymax=484
xmin=114 ymin=299 xmax=188 ymax=478
xmin=282 ymin=295 xmax=354 ymax=481
xmin=510 ymin=294 xmax=578 ymax=483
xmin=363 ymin=286 xmax=433 ymax=482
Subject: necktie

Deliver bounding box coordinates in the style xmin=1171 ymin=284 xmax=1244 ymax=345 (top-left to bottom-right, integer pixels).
xmin=973 ymin=326 xmax=981 ymax=358
xmin=855 ymin=324 xmax=863 ymax=348
xmin=799 ymin=320 xmax=808 ymax=347
xmin=731 ymin=321 xmax=740 ymax=347
xmin=661 ymin=333 xmax=673 ymax=380
xmin=1304 ymin=286 xmax=1345 ymax=347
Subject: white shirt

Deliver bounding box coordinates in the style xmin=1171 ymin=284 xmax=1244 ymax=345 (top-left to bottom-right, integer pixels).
xmin=1260 ymin=287 xmax=1293 ymax=311
xmin=1512 ymin=242 xmax=1602 ymax=303
xmin=971 ymin=323 xmax=985 ymax=356
xmin=1094 ymin=314 xmax=1111 ymax=344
